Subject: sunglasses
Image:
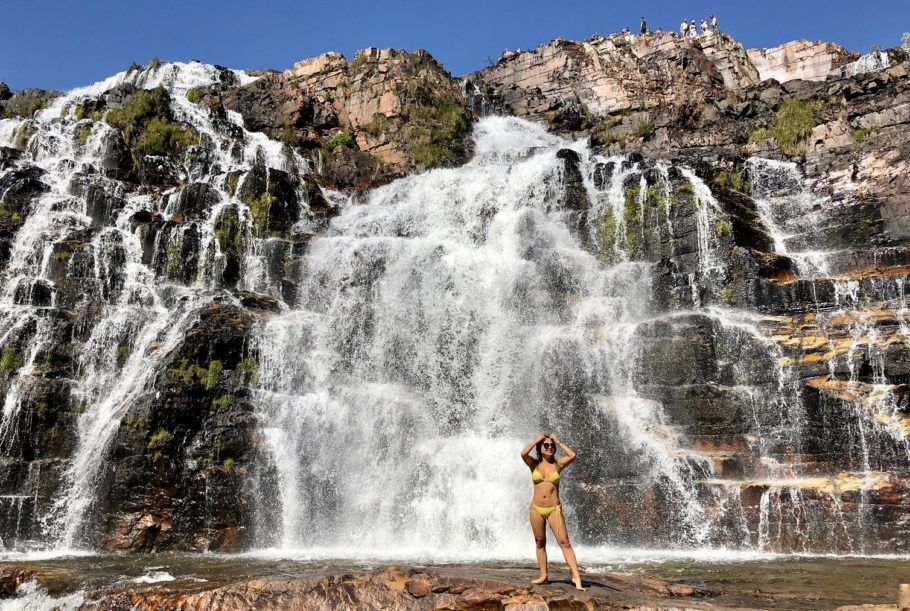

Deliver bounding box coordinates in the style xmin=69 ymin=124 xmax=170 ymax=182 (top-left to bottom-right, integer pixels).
xmin=541 ymin=442 xmax=555 ymax=449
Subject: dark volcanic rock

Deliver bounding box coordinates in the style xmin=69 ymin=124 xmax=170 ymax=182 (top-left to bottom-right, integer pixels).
xmin=92 ymin=300 xmax=260 ymax=552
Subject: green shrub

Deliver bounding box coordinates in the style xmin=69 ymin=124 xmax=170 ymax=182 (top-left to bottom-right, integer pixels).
xmin=247 ymin=192 xmax=276 ymax=234
xmin=0 ymin=202 xmax=22 ymax=222
xmin=720 ymin=284 xmax=735 ymax=305
xmin=363 ymin=113 xmax=389 ymax=136
xmin=206 ymin=360 xmax=223 ymax=390
xmin=165 ymin=240 xmax=182 ymax=277
xmin=212 ymin=394 xmax=233 ymax=410
xmin=116 ymin=344 xmax=130 ymax=368
xmin=675 ymin=182 xmax=694 ymax=195
xmin=403 ymin=95 xmax=471 ymax=169
xmin=322 ymin=132 xmax=356 ymax=153
xmin=134 ymin=117 xmax=195 ymax=159
xmin=14 ymin=123 xmax=35 ymax=149
xmin=851 ymin=126 xmax=880 ymax=146
xmin=591 ymin=122 xmax=626 ymax=146
xmin=713 ymin=171 xmax=749 ymax=193
xmin=105 ymin=88 xmax=170 ymax=128
xmin=632 ymin=120 xmax=655 ymax=140
xmin=750 ymin=99 xmax=816 ymax=156
xmin=597 ymin=209 xmax=618 ymax=262
xmin=222 ymin=458 xmax=235 ymax=471
xmin=214 ymin=207 xmax=244 ymax=251
xmin=167 ymin=358 xmax=207 ymax=383
xmin=0 ymin=346 xmax=23 ymax=372
xmin=715 ymin=218 xmax=733 ymax=238
xmin=53 ymin=250 xmax=71 ymax=262
xmin=224 ymin=172 xmax=241 ymax=196
xmin=186 ymin=87 xmax=206 ymax=104
xmin=148 ymin=429 xmax=171 ymax=449
xmin=76 ymin=126 xmax=92 ymax=144
xmin=238 ymin=357 xmax=259 ymax=385
xmin=773 ymin=100 xmax=815 ymax=155
xmin=104 ymin=87 xmax=196 ymax=168
xmin=149 ymin=57 xmax=162 ymax=71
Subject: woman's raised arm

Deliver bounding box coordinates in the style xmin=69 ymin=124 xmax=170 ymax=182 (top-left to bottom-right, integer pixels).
xmin=552 ymin=434 xmax=576 ymax=469
xmin=521 ymin=433 xmax=546 ymax=468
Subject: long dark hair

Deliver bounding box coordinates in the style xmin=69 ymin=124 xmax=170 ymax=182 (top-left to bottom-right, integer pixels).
xmin=534 ymin=436 xmax=555 ymax=462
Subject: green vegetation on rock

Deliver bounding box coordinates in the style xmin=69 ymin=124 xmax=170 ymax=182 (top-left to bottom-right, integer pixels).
xmin=104 ymin=87 xmax=197 ymax=170
xmin=675 ymin=182 xmax=694 ymax=196
xmin=116 ymin=345 xmax=130 ymax=368
xmin=186 ymin=87 xmax=206 ymax=104
xmin=713 ymin=171 xmax=749 ymax=193
xmin=322 ymin=132 xmax=356 ymax=155
xmin=750 ymin=99 xmax=816 ymax=157
xmin=597 ymin=209 xmax=618 ymax=262
xmin=364 ymin=113 xmax=389 ymax=136
xmin=403 ymin=95 xmax=471 ymax=169
xmin=632 ymin=120 xmax=655 ymax=140
xmin=167 ymin=358 xmax=207 ymax=384
xmin=206 ymin=360 xmax=223 ymax=390
xmin=238 ymin=357 xmax=259 ymax=386
xmin=0 ymin=346 xmax=23 ymax=372
xmin=212 ymin=394 xmax=233 ymax=410
xmin=0 ymin=202 xmax=22 ymax=223
xmin=245 ymin=192 xmax=276 ymax=234
xmin=148 ymin=428 xmax=171 ymax=449
xmin=13 ymin=123 xmax=36 ymax=149
xmin=214 ymin=207 xmax=244 ymax=251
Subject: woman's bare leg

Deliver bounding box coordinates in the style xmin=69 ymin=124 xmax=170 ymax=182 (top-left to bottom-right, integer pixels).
xmin=528 ymin=506 xmax=548 ymax=584
xmin=548 ymin=508 xmax=584 ymax=590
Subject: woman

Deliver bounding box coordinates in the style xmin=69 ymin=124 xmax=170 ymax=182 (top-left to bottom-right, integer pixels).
xmin=521 ymin=433 xmax=584 ymax=590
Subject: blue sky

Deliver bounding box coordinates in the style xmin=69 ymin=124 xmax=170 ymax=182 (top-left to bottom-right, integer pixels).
xmin=1 ymin=0 xmax=908 ymax=91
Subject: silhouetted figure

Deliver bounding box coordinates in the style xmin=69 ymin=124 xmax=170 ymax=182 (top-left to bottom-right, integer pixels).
xmin=640 ymin=17 xmax=647 ymax=35
xmin=711 ymin=14 xmax=718 ymax=31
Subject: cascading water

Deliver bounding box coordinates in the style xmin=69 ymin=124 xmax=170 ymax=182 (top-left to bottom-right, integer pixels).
xmin=0 ymin=60 xmax=317 ymax=552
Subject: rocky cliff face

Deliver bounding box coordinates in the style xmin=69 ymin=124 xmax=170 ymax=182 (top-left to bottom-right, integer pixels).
xmin=2 ymin=29 xmax=910 ymax=557
xmin=747 ymin=40 xmax=853 ymax=83
xmin=221 ymin=48 xmax=472 ymax=190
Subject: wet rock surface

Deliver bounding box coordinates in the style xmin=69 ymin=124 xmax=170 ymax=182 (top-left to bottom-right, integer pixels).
xmin=74 ymin=566 xmax=712 ymax=610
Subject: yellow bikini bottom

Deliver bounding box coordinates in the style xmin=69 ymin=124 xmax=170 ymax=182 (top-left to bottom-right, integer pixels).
xmin=532 ymin=503 xmax=561 ymax=519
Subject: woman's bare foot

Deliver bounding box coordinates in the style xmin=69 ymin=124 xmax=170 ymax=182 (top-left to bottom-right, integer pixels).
xmin=531 ymin=574 xmax=549 ymax=585
xmin=572 ymin=575 xmax=585 ymax=590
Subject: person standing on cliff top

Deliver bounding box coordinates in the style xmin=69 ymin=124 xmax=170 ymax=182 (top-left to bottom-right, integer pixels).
xmin=640 ymin=16 xmax=647 ymax=35
xmin=711 ymin=14 xmax=718 ymax=31
xmin=680 ymin=19 xmax=689 ymax=36
xmin=689 ymin=21 xmax=698 ymax=37
xmin=700 ymin=18 xmax=709 ymax=34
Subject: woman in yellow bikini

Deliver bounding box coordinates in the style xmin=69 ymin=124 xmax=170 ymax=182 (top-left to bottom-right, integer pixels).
xmin=520 ymin=433 xmax=584 ymax=590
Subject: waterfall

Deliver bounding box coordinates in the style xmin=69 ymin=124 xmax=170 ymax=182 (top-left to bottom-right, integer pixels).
xmin=1 ymin=58 xmax=909 ymax=558
xmin=0 ymin=61 xmax=316 ymax=551
xmin=250 ymin=117 xmax=718 ymax=557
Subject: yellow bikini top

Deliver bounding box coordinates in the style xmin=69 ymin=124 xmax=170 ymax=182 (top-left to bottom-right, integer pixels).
xmin=531 ymin=463 xmax=560 ymax=486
